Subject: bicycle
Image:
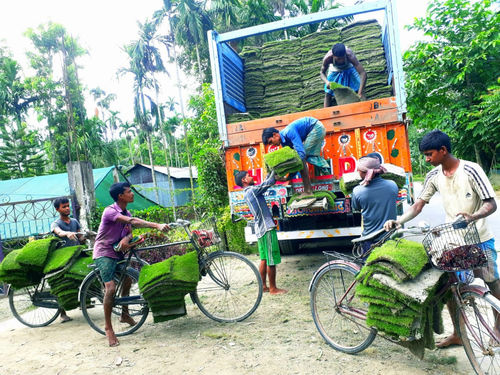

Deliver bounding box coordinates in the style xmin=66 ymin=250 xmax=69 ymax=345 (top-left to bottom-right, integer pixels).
xmin=7 ymin=231 xmax=95 ymax=328
xmin=309 ymin=220 xmax=500 ymax=375
xmin=78 ymin=218 xmax=263 ymax=337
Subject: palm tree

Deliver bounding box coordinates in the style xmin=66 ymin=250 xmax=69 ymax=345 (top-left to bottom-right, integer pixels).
xmin=153 ymin=2 xmax=196 ymax=209
xmin=119 ymin=122 xmax=137 ymax=164
xmin=174 ymin=0 xmax=213 ymax=80
xmin=118 ymin=28 xmax=163 ymax=204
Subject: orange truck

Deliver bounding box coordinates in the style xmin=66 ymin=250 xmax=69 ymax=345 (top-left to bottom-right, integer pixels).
xmin=207 ymin=0 xmax=413 ymax=253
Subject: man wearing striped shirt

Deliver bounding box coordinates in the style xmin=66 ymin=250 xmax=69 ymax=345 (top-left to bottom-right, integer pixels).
xmin=235 ymin=170 xmax=287 ymax=295
xmin=385 ymin=129 xmax=499 ymax=348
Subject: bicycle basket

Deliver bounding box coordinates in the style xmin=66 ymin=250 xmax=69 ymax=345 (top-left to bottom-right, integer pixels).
xmin=192 ymin=229 xmax=220 ymax=248
xmin=422 ymin=221 xmax=486 ymax=271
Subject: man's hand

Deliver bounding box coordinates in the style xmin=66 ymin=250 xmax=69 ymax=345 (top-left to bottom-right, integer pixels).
xmin=65 ymin=231 xmax=78 ymax=241
xmin=457 ymin=212 xmax=474 ymax=223
xmin=156 ymin=223 xmax=170 ymax=232
xmin=384 ymin=220 xmax=401 ymax=231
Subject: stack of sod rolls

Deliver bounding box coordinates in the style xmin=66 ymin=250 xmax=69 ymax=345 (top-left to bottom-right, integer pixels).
xmin=227 ymin=19 xmax=392 ymax=123
xmin=288 ymin=190 xmax=337 ymax=209
xmin=263 ymin=146 xmax=303 ymax=177
xmin=340 ymin=163 xmax=406 ymax=196
xmin=45 ymin=245 xmax=88 ymax=310
xmin=138 ymin=251 xmax=199 ymax=323
xmin=340 ymin=171 xmax=362 ymax=196
xmin=0 ymin=237 xmax=59 ymax=289
xmin=355 ymin=239 xmax=447 ymax=357
xmin=381 ymin=163 xmax=406 ymax=188
xmin=0 ymin=249 xmax=43 ymax=289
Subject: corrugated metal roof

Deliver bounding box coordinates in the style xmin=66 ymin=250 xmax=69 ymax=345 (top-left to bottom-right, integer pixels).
xmin=0 ymin=167 xmax=113 ymax=203
xmin=130 ymin=164 xmax=198 ymax=179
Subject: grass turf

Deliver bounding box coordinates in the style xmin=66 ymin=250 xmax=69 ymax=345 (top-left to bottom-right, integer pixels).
xmin=364 ymin=239 xmax=428 ymax=280
xmin=16 ymin=237 xmax=59 ymax=271
xmin=43 ymin=245 xmax=84 ymax=275
xmin=263 ymin=147 xmax=303 ymax=177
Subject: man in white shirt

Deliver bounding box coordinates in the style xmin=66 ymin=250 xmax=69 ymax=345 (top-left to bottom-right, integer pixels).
xmin=384 ymin=129 xmax=499 ymax=348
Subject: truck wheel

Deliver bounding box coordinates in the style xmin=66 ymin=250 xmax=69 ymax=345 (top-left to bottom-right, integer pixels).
xmin=280 ymin=240 xmax=299 ymax=255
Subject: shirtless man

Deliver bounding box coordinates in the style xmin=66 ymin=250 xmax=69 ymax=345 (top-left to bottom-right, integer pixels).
xmin=321 ymin=43 xmax=367 ymax=107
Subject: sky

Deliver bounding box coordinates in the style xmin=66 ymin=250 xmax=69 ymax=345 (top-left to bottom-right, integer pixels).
xmin=0 ymin=0 xmax=430 ymax=127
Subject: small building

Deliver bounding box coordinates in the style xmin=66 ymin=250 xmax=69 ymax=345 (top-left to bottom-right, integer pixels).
xmin=126 ymin=164 xmax=198 ymax=207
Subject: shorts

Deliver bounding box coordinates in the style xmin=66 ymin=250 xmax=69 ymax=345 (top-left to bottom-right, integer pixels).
xmin=94 ymin=256 xmax=125 ymax=283
xmin=303 ymin=121 xmax=330 ymax=172
xmin=257 ymin=229 xmax=281 ymax=266
xmin=324 ymin=67 xmax=361 ymax=95
xmin=474 ymin=238 xmax=499 ymax=283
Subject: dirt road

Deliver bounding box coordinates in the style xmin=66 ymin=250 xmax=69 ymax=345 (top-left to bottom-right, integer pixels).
xmin=0 ymin=253 xmax=473 ymax=375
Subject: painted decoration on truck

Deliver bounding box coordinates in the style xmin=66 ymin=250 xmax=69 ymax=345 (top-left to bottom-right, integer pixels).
xmin=230 ymin=186 xmax=287 ymax=220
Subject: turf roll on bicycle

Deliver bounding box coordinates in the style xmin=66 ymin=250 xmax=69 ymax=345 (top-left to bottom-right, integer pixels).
xmin=78 ymin=218 xmax=263 ymax=337
xmin=309 ymin=218 xmax=499 ymax=375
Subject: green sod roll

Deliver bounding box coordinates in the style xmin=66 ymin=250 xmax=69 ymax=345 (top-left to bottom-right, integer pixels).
xmin=312 ymin=191 xmax=337 ymax=208
xmin=364 ymin=239 xmax=428 ymax=280
xmin=340 ymin=172 xmax=362 ymax=196
xmin=138 ymin=251 xmax=199 ymax=292
xmin=0 ymin=249 xmax=23 ymax=272
xmin=43 ymin=245 xmax=84 ymax=275
xmin=16 ymin=237 xmax=59 ymax=271
xmin=263 ymin=147 xmax=303 ymax=177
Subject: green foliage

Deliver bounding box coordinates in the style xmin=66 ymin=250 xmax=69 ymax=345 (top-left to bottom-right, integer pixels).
xmin=217 ymin=206 xmax=255 ymax=254
xmin=404 ymin=0 xmax=500 ymax=171
xmin=131 ymin=205 xmax=175 ymax=224
xmin=193 ymin=147 xmax=228 ymax=216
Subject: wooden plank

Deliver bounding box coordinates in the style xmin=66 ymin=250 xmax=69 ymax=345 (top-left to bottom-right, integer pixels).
xmin=226 ymin=97 xmax=398 ymax=135
xmin=227 ymin=109 xmax=399 ymax=146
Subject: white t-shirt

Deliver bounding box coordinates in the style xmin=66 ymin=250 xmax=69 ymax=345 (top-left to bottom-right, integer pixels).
xmin=419 ymin=160 xmax=495 ymax=242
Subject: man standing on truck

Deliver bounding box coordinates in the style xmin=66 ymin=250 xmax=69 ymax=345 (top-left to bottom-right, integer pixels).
xmin=262 ymin=116 xmax=330 ymax=199
xmin=321 ymin=43 xmax=367 ymax=107
xmin=235 ymin=170 xmax=287 ymax=295
xmin=351 ymin=156 xmax=398 ymax=254
xmin=384 ymin=129 xmax=500 ymax=348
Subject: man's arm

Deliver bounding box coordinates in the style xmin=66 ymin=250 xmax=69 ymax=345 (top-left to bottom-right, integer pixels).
xmin=384 ymin=198 xmax=427 ymax=230
xmin=286 ymin=130 xmax=306 ymax=160
xmin=320 ymin=52 xmax=332 ymax=86
xmin=459 ymin=198 xmax=497 ymax=223
xmin=252 ymin=171 xmax=276 ymax=196
xmin=115 ymin=214 xmax=169 ymax=231
xmin=346 ymin=49 xmax=367 ymax=97
xmin=51 ymin=222 xmax=78 ymax=241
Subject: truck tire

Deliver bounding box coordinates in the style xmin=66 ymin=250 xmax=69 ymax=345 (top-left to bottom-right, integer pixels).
xmin=280 ymin=240 xmax=299 ymax=255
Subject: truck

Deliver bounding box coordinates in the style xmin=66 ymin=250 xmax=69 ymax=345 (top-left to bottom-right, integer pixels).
xmin=207 ymin=0 xmax=413 ymax=254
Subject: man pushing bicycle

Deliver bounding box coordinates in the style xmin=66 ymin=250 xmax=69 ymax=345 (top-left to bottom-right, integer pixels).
xmin=384 ymin=130 xmax=499 ymax=348
xmin=93 ymin=182 xmax=170 ymax=347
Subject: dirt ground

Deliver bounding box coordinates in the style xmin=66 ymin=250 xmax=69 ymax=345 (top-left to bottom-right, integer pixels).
xmin=0 ymin=253 xmax=474 ymax=375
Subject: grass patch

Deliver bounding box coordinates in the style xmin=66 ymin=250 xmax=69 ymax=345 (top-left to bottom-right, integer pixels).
xmin=202 ymin=331 xmax=229 ymax=339
xmin=426 ymin=353 xmax=457 ymax=365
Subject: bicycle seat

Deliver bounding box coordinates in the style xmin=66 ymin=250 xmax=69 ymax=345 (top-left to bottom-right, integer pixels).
xmin=351 ymin=228 xmax=387 ymax=244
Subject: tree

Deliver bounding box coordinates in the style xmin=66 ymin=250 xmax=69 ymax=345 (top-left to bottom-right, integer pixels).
xmin=404 ymin=0 xmax=500 ymax=171
xmin=174 ymin=0 xmax=213 ymax=80
xmin=0 ymin=49 xmax=45 ymax=178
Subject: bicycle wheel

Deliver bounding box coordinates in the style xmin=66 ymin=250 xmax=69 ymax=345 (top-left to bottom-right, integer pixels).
xmin=310 ymin=262 xmax=377 ymax=354
xmin=191 ymin=251 xmax=263 ymax=322
xmin=80 ymin=267 xmax=149 ymax=336
xmin=9 ymin=282 xmax=60 ymax=328
xmin=457 ymin=291 xmax=500 ymax=375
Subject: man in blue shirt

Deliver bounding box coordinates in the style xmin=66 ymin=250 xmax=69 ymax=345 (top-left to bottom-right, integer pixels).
xmin=351 ymin=156 xmax=398 ymax=253
xmin=235 ymin=170 xmax=287 ymax=295
xmin=262 ymin=117 xmax=330 ymax=198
